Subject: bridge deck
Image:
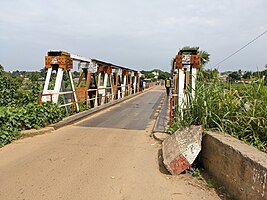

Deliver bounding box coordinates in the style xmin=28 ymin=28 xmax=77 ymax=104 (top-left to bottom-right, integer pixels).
xmin=76 ymin=90 xmax=163 ymax=130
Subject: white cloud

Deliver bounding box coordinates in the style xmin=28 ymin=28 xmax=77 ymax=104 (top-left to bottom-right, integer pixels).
xmin=0 ymin=0 xmax=266 ymax=71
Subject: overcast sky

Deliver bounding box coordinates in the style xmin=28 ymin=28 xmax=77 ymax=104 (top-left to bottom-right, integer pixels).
xmin=0 ymin=0 xmax=266 ymax=72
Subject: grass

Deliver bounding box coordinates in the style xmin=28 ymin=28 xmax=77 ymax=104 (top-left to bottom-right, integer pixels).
xmin=171 ymin=75 xmax=267 ymax=153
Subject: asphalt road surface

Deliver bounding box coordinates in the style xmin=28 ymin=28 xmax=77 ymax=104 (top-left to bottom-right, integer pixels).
xmin=0 ymin=86 xmax=221 ymax=200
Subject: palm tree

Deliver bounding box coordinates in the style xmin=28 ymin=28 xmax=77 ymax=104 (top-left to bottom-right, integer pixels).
xmin=199 ymin=50 xmax=210 ymax=67
xmin=181 ymin=46 xmax=210 ymax=67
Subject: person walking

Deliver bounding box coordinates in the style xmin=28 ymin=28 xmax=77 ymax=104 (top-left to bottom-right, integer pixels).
xmin=140 ymin=79 xmax=144 ymax=92
xmin=165 ymin=78 xmax=171 ymax=96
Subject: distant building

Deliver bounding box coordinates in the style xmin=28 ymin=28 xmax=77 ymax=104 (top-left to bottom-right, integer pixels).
xmin=218 ymin=73 xmax=228 ymax=82
xmin=152 ymin=71 xmax=159 ymax=79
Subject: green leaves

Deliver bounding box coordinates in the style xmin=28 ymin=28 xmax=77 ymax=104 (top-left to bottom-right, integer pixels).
xmin=0 ymin=103 xmax=64 ymax=147
xmin=172 ymin=72 xmax=267 ymax=153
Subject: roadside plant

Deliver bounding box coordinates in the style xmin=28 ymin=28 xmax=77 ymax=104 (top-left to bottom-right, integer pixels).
xmin=171 ymin=72 xmax=267 ymax=153
xmin=0 ymin=102 xmax=65 ymax=147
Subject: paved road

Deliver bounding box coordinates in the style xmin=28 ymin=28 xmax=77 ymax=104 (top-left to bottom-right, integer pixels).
xmin=0 ymin=86 xmax=221 ymax=200
xmin=76 ymin=89 xmax=163 ymax=130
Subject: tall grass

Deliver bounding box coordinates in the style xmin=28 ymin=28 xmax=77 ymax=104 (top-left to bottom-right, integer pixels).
xmin=172 ymin=76 xmax=267 ymax=153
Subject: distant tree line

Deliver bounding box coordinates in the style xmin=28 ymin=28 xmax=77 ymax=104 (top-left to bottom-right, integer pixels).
xmin=140 ymin=69 xmax=170 ymax=80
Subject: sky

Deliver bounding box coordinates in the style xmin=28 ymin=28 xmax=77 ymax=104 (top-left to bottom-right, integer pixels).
xmin=0 ymin=0 xmax=266 ymax=72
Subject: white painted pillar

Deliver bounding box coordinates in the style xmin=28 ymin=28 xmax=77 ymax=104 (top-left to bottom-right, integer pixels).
xmin=98 ymin=73 xmax=101 ymax=86
xmin=121 ymin=76 xmax=127 ymax=98
xmin=102 ymin=73 xmax=108 ymax=104
xmin=178 ymin=68 xmax=185 ymax=109
xmin=109 ymin=76 xmax=114 ymax=101
xmin=52 ymin=68 xmax=64 ymax=103
xmin=43 ymin=68 xmax=52 ymax=92
xmin=68 ymin=71 xmax=79 ymax=112
xmin=42 ymin=68 xmax=52 ymax=102
xmin=94 ymin=90 xmax=98 ymax=107
xmin=98 ymin=73 xmax=108 ymax=105
xmin=133 ymin=76 xmax=137 ymax=94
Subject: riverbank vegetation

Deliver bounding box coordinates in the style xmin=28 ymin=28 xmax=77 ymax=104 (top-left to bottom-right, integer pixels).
xmin=171 ymin=70 xmax=267 ymax=153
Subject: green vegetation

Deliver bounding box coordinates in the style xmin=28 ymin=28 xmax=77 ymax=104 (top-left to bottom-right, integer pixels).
xmin=0 ymin=103 xmax=64 ymax=147
xmin=171 ymin=70 xmax=267 ymax=153
xmin=193 ymin=168 xmax=201 ymax=177
xmin=0 ymin=65 xmax=64 ymax=147
xmin=140 ymin=69 xmax=170 ymax=80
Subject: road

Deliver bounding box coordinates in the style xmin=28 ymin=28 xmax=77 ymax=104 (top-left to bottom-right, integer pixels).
xmin=0 ymin=86 xmax=221 ymax=200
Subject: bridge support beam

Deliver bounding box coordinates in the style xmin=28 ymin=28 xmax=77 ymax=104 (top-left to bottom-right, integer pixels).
xmin=172 ymin=49 xmax=201 ymax=114
xmin=42 ymin=51 xmax=79 ymax=112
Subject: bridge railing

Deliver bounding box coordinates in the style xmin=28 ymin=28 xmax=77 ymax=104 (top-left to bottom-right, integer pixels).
xmin=40 ymin=51 xmax=153 ymax=113
xmin=169 ymin=49 xmax=201 ymax=124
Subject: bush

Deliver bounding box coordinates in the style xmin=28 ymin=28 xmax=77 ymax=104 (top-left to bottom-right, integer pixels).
xmin=0 ymin=103 xmax=64 ymax=147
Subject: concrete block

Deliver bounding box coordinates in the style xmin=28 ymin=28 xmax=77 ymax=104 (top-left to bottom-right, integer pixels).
xmin=162 ymin=126 xmax=202 ymax=175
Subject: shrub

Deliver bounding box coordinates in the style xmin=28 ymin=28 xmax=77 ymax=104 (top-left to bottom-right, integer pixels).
xmin=0 ymin=103 xmax=64 ymax=147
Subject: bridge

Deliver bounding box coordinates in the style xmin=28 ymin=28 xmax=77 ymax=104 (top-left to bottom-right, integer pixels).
xmin=0 ymin=50 xmax=223 ymax=200
xmin=41 ymin=51 xmax=146 ymax=112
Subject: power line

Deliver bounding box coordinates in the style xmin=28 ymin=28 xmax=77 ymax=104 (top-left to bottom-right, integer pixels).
xmin=214 ymin=30 xmax=267 ymax=68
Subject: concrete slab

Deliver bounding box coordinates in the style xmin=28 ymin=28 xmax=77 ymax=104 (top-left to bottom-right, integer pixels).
xmin=162 ymin=126 xmax=203 ymax=175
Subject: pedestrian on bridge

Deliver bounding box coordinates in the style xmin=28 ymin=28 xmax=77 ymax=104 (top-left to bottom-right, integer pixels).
xmin=140 ymin=79 xmax=144 ymax=92
xmin=165 ymin=78 xmax=171 ymax=96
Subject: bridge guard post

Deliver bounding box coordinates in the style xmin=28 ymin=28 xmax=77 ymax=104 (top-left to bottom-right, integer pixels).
xmin=112 ymin=68 xmax=122 ymax=100
xmin=98 ymin=65 xmax=112 ymax=105
xmin=41 ymin=51 xmax=79 ymax=112
xmin=68 ymin=70 xmax=79 ymax=111
xmin=122 ymin=70 xmax=128 ymax=98
xmin=172 ymin=49 xmax=201 ymax=116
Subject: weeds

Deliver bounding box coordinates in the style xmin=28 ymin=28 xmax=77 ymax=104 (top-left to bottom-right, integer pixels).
xmin=171 ymin=74 xmax=267 ymax=153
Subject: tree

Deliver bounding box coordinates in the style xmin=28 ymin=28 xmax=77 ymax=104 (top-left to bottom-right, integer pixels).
xmin=140 ymin=69 xmax=169 ymax=80
xmin=181 ymin=46 xmax=210 ymax=67
xmin=243 ymin=71 xmax=252 ymax=79
xmin=29 ymin=72 xmax=41 ymax=82
xmin=228 ymin=71 xmax=241 ymax=82
xmin=0 ymin=64 xmax=4 ymax=72
xmin=158 ymin=71 xmax=169 ymax=79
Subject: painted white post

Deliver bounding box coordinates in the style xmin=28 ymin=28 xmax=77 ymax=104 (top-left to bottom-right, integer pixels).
xmin=102 ymin=73 xmax=108 ymax=104
xmin=98 ymin=73 xmax=108 ymax=105
xmin=97 ymin=73 xmax=104 ymax=105
xmin=125 ymin=76 xmax=128 ymax=96
xmin=68 ymin=71 xmax=79 ymax=112
xmin=133 ymin=76 xmax=137 ymax=94
xmin=52 ymin=68 xmax=64 ymax=103
xmin=98 ymin=73 xmax=101 ymax=87
xmin=42 ymin=68 xmax=52 ymax=102
xmin=121 ymin=76 xmax=127 ymax=98
xmin=43 ymin=68 xmax=52 ymax=92
xmin=109 ymin=76 xmax=114 ymax=101
xmin=178 ymin=68 xmax=185 ymax=109
xmin=94 ymin=89 xmax=98 ymax=107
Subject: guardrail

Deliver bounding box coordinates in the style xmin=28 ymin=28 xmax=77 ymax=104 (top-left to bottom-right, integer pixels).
xmin=40 ymin=82 xmax=154 ymax=112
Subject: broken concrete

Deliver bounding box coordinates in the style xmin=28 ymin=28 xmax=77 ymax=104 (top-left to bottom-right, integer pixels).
xmin=153 ymin=132 xmax=169 ymax=142
xmin=162 ymin=125 xmax=203 ymax=175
